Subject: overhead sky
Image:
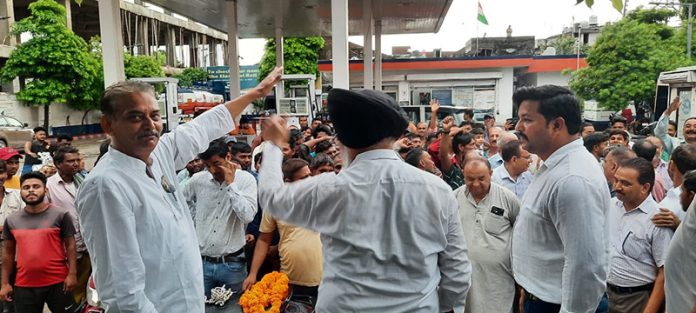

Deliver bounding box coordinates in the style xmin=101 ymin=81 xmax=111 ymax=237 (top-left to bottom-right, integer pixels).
xmin=238 ymin=0 xmax=667 ymax=65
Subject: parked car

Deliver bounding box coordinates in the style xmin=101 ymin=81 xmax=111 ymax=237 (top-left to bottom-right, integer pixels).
xmin=0 ymin=115 xmax=33 ymax=150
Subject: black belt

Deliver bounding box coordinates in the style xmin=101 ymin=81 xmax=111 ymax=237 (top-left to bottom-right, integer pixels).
xmin=607 ymin=283 xmax=654 ymax=294
xmin=525 ymin=291 xmax=544 ymax=302
xmin=202 ymin=247 xmax=245 ymax=263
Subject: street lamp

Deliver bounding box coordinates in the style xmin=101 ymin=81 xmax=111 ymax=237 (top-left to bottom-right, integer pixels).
xmin=650 ymin=1 xmax=693 ymax=58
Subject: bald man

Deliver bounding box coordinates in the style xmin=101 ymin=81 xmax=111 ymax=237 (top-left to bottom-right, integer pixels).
xmin=454 ymin=157 xmax=520 ymax=313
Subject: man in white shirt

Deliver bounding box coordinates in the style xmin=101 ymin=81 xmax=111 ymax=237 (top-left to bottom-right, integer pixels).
xmin=645 ymin=136 xmax=673 ymax=190
xmin=654 ymin=97 xmax=696 ymax=156
xmin=604 ymin=147 xmax=637 ymax=198
xmin=513 ymin=85 xmax=610 ymax=313
xmin=258 ymin=88 xmax=471 ymax=313
xmin=454 ymin=157 xmax=519 ymax=313
xmin=183 ymin=140 xmax=257 ymax=298
xmin=665 ymin=170 xmax=696 ymax=313
xmin=608 ymin=158 xmax=673 ymax=312
xmin=491 ymin=140 xmax=533 ymax=199
xmin=76 ymin=68 xmax=281 ymax=313
xmin=654 ymin=144 xmax=696 ymax=230
xmin=488 ymin=131 xmax=518 ymax=169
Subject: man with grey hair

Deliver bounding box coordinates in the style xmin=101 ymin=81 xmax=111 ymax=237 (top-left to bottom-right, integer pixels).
xmin=76 ymin=68 xmax=281 ymax=312
xmin=488 ymin=131 xmax=518 ymax=169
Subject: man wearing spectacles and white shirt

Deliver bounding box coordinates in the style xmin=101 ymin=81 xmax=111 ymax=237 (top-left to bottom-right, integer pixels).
xmin=608 ymin=158 xmax=673 ymax=312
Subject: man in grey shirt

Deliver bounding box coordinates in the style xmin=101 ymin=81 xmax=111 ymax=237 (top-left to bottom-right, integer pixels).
xmin=454 ymin=157 xmax=519 ymax=313
xmin=513 ymin=85 xmax=610 ymax=313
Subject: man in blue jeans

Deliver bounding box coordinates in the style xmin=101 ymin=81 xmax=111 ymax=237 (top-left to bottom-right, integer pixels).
xmin=183 ymin=140 xmax=258 ymax=298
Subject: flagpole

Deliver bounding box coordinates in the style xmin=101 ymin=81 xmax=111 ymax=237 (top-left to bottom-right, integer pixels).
xmin=476 ymin=20 xmax=479 ymax=56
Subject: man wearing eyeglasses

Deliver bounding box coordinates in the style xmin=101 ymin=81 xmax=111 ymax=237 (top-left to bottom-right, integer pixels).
xmin=76 ymin=68 xmax=281 ymax=313
xmin=491 ymin=140 xmax=533 ymax=200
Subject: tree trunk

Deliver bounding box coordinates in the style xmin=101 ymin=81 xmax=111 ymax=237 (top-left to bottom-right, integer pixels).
xmin=81 ymin=109 xmax=91 ymax=135
xmin=43 ymin=104 xmax=49 ymax=132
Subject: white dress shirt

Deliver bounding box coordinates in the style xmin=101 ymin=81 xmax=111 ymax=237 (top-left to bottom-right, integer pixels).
xmin=608 ymin=197 xmax=673 ymax=287
xmin=258 ymin=144 xmax=471 ymax=313
xmin=659 ymin=186 xmax=687 ymax=222
xmin=76 ymin=105 xmax=234 ymax=313
xmin=183 ymin=169 xmax=257 ymax=257
xmin=491 ymin=165 xmax=532 ymax=200
xmin=454 ymin=183 xmax=519 ymax=313
xmin=665 ymin=199 xmax=696 ymax=313
xmin=512 ymin=138 xmax=610 ymax=313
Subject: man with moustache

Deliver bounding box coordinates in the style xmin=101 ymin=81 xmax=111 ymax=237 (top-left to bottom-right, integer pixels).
xmin=608 ymin=158 xmax=672 ymax=312
xmin=655 ymin=97 xmax=696 ymax=155
xmin=75 ymin=68 xmax=281 ymax=312
xmin=258 ymin=88 xmax=471 ymax=312
xmin=454 ymin=157 xmax=519 ymax=313
xmin=513 ymin=85 xmax=610 ymax=312
xmin=404 ymin=147 xmax=440 ymax=176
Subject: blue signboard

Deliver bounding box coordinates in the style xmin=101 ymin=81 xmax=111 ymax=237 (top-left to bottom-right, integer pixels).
xmin=207 ymin=65 xmax=260 ymax=90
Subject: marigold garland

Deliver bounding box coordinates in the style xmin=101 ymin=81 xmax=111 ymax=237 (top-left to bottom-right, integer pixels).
xmin=239 ymin=271 xmax=290 ymax=313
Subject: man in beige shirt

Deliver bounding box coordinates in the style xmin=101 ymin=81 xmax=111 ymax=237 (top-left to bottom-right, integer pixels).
xmin=454 ymin=157 xmax=520 ymax=313
xmin=243 ymin=158 xmax=323 ymax=304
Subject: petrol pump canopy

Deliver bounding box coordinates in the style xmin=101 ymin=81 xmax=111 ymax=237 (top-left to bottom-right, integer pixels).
xmin=142 ymin=0 xmax=453 ymax=37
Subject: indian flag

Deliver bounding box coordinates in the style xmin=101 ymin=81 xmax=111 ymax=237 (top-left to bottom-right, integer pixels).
xmin=477 ymin=1 xmax=489 ymax=25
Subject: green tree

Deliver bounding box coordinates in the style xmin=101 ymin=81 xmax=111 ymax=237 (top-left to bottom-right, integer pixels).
xmin=173 ymin=67 xmax=209 ymax=87
xmin=124 ymin=53 xmax=165 ymax=78
xmin=258 ymin=37 xmax=325 ymax=81
xmin=569 ymin=8 xmax=692 ymax=112
xmin=0 ymin=0 xmax=100 ymax=129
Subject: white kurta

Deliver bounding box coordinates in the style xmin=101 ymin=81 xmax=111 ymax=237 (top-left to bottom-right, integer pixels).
xmin=454 ymin=183 xmax=519 ymax=313
xmin=76 ymin=105 xmax=234 ymax=313
xmin=258 ymin=145 xmax=471 ymax=313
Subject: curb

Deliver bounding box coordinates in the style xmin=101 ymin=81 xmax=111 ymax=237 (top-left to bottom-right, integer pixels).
xmin=49 ymin=133 xmax=108 ymax=144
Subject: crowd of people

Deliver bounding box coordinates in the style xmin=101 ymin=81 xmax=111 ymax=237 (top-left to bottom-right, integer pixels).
xmin=0 ymin=67 xmax=694 ymax=313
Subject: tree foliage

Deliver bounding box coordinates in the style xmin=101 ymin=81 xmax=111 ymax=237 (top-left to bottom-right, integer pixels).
xmin=0 ymin=0 xmax=101 ymax=128
xmin=173 ymin=67 xmax=208 ymax=87
xmin=258 ymin=37 xmax=325 ymax=81
xmin=569 ymin=8 xmax=692 ymax=112
xmin=124 ymin=53 xmax=165 ymax=79
xmin=576 ymin=0 xmax=623 ymax=11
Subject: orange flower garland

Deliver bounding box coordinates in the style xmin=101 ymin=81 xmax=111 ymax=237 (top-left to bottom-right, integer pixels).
xmin=239 ymin=271 xmax=290 ymax=313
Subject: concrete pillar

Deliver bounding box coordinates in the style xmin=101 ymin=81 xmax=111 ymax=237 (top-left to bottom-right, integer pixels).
xmin=62 ymin=0 xmax=72 ymax=30
xmin=98 ymin=0 xmax=126 ymax=87
xmin=362 ymin=0 xmax=373 ymax=90
xmin=375 ymin=20 xmax=382 ymax=91
xmin=201 ymin=35 xmax=208 ymax=67
xmin=331 ymin=0 xmax=350 ymax=89
xmin=374 ymin=0 xmax=383 ymax=91
xmin=165 ymin=26 xmax=176 ymax=66
xmin=275 ymin=1 xmax=284 ymax=93
xmin=497 ymin=67 xmax=514 ymax=120
xmin=188 ymin=33 xmax=196 ymax=67
xmin=227 ymin=1 xmax=241 ymax=99
xmin=0 ymin=0 xmax=16 ymax=46
xmin=140 ymin=18 xmax=150 ymax=55
xmin=222 ymin=41 xmax=229 ymax=66
xmin=209 ymin=39 xmax=217 ymax=66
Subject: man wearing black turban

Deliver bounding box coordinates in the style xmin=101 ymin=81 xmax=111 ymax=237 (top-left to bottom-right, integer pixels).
xmin=258 ymin=88 xmax=471 ymax=313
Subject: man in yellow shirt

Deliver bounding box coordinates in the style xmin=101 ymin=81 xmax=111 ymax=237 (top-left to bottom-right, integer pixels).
xmin=0 ymin=148 xmax=22 ymax=189
xmin=243 ymin=158 xmax=322 ymax=306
